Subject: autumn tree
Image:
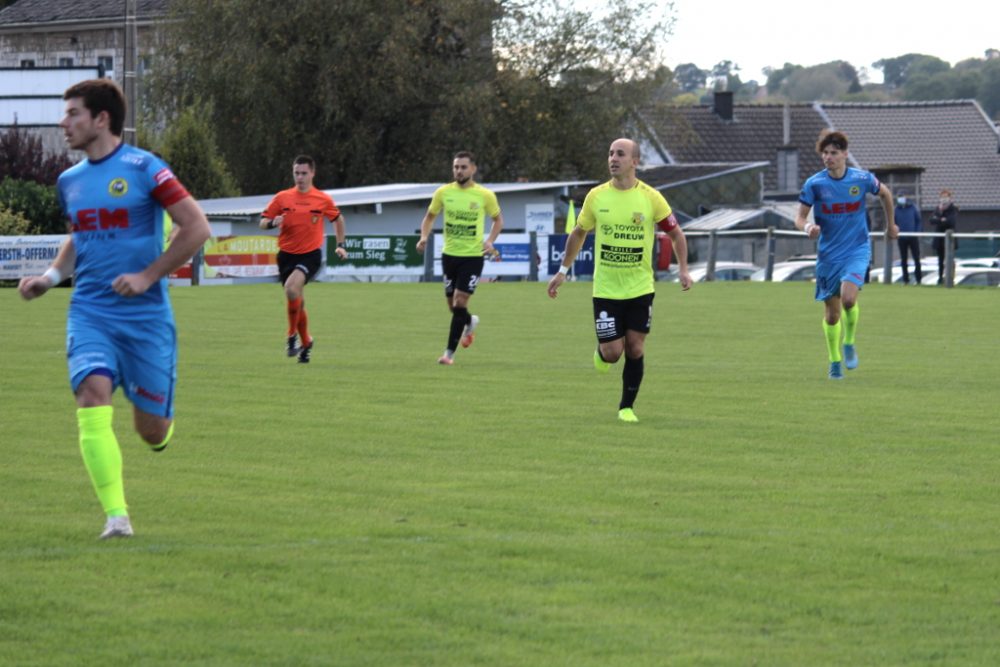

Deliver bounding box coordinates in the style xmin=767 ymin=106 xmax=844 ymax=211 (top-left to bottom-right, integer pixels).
xmin=148 ymin=0 xmax=676 ymax=190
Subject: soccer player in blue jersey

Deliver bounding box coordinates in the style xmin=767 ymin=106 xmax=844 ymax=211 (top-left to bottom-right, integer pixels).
xmin=18 ymin=79 xmax=211 ymax=539
xmin=795 ymin=130 xmax=897 ymax=379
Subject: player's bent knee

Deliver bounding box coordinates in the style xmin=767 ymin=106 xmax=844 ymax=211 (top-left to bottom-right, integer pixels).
xmin=135 ymin=414 xmax=172 ymax=445
xmin=599 ymin=345 xmax=624 ymax=364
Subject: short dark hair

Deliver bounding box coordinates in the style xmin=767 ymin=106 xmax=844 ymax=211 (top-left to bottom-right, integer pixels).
xmin=293 ymin=155 xmax=315 ymax=170
xmin=453 ymin=150 xmax=476 ymax=164
xmin=63 ymin=79 xmax=126 ymax=137
xmin=816 ymin=130 xmax=848 ymax=153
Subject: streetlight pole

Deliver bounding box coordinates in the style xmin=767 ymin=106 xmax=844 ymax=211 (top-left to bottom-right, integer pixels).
xmin=123 ymin=0 xmax=137 ymax=145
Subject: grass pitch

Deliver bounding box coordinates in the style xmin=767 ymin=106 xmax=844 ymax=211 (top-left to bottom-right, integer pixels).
xmin=1 ymin=280 xmax=999 ymax=666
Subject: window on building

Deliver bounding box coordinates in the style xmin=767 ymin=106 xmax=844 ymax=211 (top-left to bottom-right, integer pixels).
xmin=20 ymin=59 xmax=35 ymax=68
xmin=98 ymin=55 xmax=114 ymax=78
xmin=776 ymin=148 xmax=799 ymax=193
xmin=58 ymin=57 xmax=75 ymax=67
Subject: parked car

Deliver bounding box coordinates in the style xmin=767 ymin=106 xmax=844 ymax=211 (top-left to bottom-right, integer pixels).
xmin=870 ymin=258 xmax=939 ymax=284
xmin=920 ymin=267 xmax=1000 ymax=286
xmin=750 ymin=261 xmax=817 ymax=282
xmin=666 ymin=261 xmax=762 ymax=283
xmin=955 ymin=256 xmax=1000 ymax=269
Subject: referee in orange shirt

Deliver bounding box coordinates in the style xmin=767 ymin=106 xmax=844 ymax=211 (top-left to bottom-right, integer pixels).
xmin=260 ymin=155 xmax=347 ymax=363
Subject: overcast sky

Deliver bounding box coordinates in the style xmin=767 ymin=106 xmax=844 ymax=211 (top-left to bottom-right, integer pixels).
xmin=655 ymin=0 xmax=997 ymax=83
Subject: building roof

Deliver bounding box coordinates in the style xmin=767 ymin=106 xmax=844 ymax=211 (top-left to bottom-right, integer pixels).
xmin=0 ymin=0 xmax=170 ymax=26
xmin=642 ymin=96 xmax=1000 ymax=211
xmin=681 ymin=202 xmax=809 ymax=231
xmin=198 ymin=181 xmax=594 ymax=217
xmin=641 ymin=103 xmax=829 ymax=193
xmin=819 ymin=100 xmax=1000 ymax=210
xmin=638 ymin=161 xmax=769 ymax=188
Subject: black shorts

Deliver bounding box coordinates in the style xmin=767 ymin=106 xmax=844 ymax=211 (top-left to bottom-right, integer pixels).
xmin=442 ymin=253 xmax=485 ymax=296
xmin=277 ymin=249 xmax=322 ymax=285
xmin=593 ymin=293 xmax=655 ymax=342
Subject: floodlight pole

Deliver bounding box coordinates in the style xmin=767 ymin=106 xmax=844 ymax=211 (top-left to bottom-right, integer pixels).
xmin=123 ymin=0 xmax=137 ymax=145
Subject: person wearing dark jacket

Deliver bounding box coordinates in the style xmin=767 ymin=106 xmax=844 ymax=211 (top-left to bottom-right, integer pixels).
xmin=895 ymin=195 xmax=923 ymax=284
xmin=929 ymin=189 xmax=959 ymax=284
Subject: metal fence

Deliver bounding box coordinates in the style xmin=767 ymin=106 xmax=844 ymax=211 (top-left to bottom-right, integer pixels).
xmin=679 ymin=228 xmax=1000 ymax=288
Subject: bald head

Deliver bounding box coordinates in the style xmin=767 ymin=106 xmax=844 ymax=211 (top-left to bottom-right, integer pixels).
xmin=611 ymin=138 xmax=640 ymax=160
xmin=608 ymin=138 xmax=640 ymax=186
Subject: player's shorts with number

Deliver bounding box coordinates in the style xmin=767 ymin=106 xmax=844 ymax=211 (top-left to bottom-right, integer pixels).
xmin=442 ymin=254 xmax=485 ymax=296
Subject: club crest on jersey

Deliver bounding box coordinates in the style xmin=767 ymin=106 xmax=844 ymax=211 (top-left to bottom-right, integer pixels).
xmin=631 ymin=212 xmax=645 ymax=225
xmin=469 ymin=202 xmax=480 ymax=210
xmin=849 ymin=185 xmax=861 ymax=196
xmin=108 ymin=178 xmax=128 ymax=197
xmin=311 ymin=214 xmax=320 ymax=224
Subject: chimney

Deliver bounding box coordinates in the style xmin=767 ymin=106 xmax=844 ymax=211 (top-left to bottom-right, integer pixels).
xmin=713 ymin=91 xmax=734 ymax=121
xmin=782 ymin=103 xmax=791 ymax=145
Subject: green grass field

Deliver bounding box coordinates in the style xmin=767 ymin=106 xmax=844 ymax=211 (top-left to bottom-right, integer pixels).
xmin=2 ymin=280 xmax=998 ymax=666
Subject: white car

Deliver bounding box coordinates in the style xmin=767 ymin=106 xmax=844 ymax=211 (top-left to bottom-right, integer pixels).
xmin=666 ymin=261 xmax=761 ymax=282
xmin=955 ymin=257 xmax=1000 ymax=269
xmin=921 ymin=267 xmax=1000 ymax=287
xmin=870 ymin=259 xmax=939 ymax=284
xmin=750 ymin=261 xmax=817 ymax=282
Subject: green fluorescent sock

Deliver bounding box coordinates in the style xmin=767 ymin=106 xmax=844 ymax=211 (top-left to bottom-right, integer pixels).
xmin=77 ymin=406 xmax=127 ymax=517
xmin=843 ymin=304 xmax=860 ymax=345
xmin=822 ymin=319 xmax=842 ymax=363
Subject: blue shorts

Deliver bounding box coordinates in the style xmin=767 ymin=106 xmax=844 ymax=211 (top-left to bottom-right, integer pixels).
xmin=814 ymin=252 xmax=870 ymax=302
xmin=66 ymin=309 xmax=177 ymax=417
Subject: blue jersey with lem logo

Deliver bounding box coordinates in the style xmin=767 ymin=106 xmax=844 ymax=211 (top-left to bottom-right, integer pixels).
xmin=57 ymin=143 xmax=187 ymax=318
xmin=799 ymin=167 xmax=880 ymax=262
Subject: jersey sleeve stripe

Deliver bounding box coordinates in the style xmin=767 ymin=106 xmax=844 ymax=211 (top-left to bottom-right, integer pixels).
xmin=152 ymin=179 xmax=191 ymax=208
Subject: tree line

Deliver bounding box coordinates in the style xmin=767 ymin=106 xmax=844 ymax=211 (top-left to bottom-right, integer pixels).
xmin=140 ymin=0 xmax=674 ymax=195
xmin=672 ymin=51 xmax=1000 ymax=116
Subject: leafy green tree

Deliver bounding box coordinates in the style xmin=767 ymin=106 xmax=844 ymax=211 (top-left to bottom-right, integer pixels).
xmin=155 ymin=103 xmax=240 ymax=200
xmin=906 ymin=55 xmax=951 ymax=80
xmin=902 ymin=72 xmax=955 ymax=100
xmin=764 ymin=63 xmax=802 ymax=96
xmin=901 ymin=56 xmax=960 ymax=100
xmin=710 ymin=60 xmax=740 ymax=91
xmin=874 ymin=53 xmax=948 ymax=89
xmin=977 ymin=59 xmax=1000 ymax=118
xmin=950 ymin=69 xmax=982 ymax=99
xmin=774 ymin=61 xmax=860 ymax=101
xmin=874 ymin=54 xmax=921 ymax=89
xmin=151 ymin=0 xmax=497 ymax=192
xmin=673 ymin=63 xmax=707 ymax=93
xmin=0 ymin=205 xmax=32 ymax=236
xmin=149 ymin=0 xmax=675 ymax=190
xmin=0 ymin=178 xmax=65 ymax=235
xmin=488 ymin=0 xmax=673 ymax=180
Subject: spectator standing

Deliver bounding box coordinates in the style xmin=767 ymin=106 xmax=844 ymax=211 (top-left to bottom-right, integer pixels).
xmin=929 ymin=189 xmax=959 ymax=285
xmin=894 ymin=194 xmax=923 ymax=284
